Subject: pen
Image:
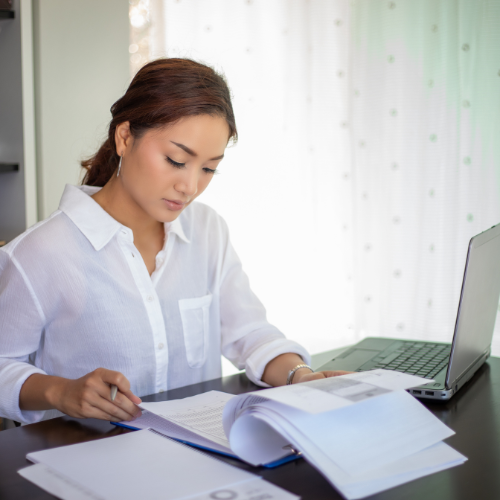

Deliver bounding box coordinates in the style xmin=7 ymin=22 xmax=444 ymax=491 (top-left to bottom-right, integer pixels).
xmin=110 ymin=384 xmax=118 ymax=401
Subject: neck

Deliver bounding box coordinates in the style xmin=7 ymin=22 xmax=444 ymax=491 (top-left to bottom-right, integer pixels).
xmin=91 ymin=176 xmax=163 ymax=242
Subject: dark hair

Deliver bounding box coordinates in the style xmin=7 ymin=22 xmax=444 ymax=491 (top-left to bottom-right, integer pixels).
xmin=81 ymin=58 xmax=237 ymax=186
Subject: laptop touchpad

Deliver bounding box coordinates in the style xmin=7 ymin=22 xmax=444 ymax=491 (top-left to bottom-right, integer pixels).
xmin=327 ymin=349 xmax=377 ymax=371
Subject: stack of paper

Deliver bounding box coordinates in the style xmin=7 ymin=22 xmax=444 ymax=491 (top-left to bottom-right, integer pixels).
xmin=127 ymin=391 xmax=297 ymax=467
xmin=19 ymin=429 xmax=299 ymax=500
xmin=223 ymin=370 xmax=467 ymax=499
xmin=132 ymin=370 xmax=466 ymax=499
xmin=19 ymin=370 xmax=466 ymax=500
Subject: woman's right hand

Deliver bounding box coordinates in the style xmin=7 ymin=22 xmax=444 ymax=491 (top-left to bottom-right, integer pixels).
xmin=20 ymin=369 xmax=142 ymax=422
xmin=51 ymin=368 xmax=142 ymax=422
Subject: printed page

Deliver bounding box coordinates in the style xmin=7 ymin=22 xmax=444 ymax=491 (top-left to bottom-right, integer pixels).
xmin=245 ymin=369 xmax=434 ymax=414
xmin=22 ymin=429 xmax=300 ymax=500
xmin=19 ymin=463 xmax=299 ymax=500
xmin=140 ymin=391 xmax=235 ymax=449
xmin=120 ymin=410 xmax=233 ymax=455
xmin=231 ymin=391 xmax=454 ymax=475
xmin=228 ymin=404 xmax=465 ymax=500
xmin=222 ymin=393 xmax=271 ymax=438
xmin=188 ymin=477 xmax=300 ymax=500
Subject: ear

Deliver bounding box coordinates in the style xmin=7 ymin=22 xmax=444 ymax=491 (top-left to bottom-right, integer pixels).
xmin=114 ymin=122 xmax=132 ymax=156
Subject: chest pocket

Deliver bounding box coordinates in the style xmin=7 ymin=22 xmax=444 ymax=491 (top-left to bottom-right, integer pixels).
xmin=178 ymin=293 xmax=213 ymax=368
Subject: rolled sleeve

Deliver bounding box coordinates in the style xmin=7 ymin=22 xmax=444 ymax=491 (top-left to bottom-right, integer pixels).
xmin=244 ymin=338 xmax=311 ymax=387
xmin=218 ymin=219 xmax=311 ymax=386
xmin=0 ymin=250 xmax=47 ymax=423
xmin=0 ymin=359 xmax=47 ymax=423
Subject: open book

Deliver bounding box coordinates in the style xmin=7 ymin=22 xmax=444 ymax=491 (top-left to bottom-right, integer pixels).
xmin=117 ymin=370 xmax=466 ymax=499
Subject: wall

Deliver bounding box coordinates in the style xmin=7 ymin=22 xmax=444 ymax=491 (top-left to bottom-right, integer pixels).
xmin=0 ymin=0 xmax=27 ymax=242
xmin=33 ymin=0 xmax=130 ymax=218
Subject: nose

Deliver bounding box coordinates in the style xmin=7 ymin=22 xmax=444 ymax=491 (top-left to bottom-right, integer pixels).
xmin=175 ymin=167 xmax=198 ymax=197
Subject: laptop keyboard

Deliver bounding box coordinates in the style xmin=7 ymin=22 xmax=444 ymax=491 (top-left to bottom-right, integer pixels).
xmin=368 ymin=342 xmax=451 ymax=379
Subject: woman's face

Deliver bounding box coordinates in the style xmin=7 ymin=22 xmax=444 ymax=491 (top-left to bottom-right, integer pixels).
xmin=115 ymin=114 xmax=229 ymax=223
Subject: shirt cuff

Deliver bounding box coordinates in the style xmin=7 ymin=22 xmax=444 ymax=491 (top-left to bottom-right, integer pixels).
xmin=244 ymin=338 xmax=311 ymax=387
xmin=0 ymin=360 xmax=48 ymax=424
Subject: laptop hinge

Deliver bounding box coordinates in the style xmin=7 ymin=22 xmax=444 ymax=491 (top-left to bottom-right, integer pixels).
xmin=445 ymin=348 xmax=490 ymax=389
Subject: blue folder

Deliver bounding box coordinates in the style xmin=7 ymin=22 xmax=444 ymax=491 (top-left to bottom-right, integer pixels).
xmin=111 ymin=421 xmax=300 ymax=468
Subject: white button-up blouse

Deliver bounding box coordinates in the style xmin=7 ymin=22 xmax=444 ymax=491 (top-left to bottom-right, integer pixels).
xmin=0 ymin=185 xmax=310 ymax=423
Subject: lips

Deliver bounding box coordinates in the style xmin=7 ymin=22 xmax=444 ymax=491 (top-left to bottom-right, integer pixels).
xmin=163 ymin=199 xmax=186 ymax=211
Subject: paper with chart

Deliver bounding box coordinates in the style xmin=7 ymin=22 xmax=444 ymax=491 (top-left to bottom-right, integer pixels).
xmin=219 ymin=371 xmax=466 ymax=499
xmin=139 ymin=391 xmax=235 ymax=449
xmin=234 ymin=407 xmax=465 ymax=500
xmin=19 ymin=463 xmax=299 ymax=500
xmin=225 ymin=390 xmax=466 ymax=499
xmin=226 ymin=390 xmax=455 ymax=474
xmin=246 ymin=369 xmax=435 ymax=414
xmin=113 ymin=371 xmax=466 ymax=499
xmin=21 ymin=429 xmax=299 ymax=500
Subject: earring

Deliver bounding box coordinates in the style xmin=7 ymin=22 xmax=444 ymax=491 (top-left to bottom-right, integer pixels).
xmin=117 ymin=154 xmax=122 ymax=177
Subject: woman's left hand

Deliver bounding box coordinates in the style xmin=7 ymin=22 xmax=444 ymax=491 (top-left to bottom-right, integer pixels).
xmin=292 ymin=369 xmax=352 ymax=384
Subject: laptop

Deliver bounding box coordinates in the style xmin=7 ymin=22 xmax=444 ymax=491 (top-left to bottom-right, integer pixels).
xmin=318 ymin=223 xmax=500 ymax=400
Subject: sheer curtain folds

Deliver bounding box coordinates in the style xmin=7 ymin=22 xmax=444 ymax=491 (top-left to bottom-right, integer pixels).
xmin=131 ymin=0 xmax=500 ymax=374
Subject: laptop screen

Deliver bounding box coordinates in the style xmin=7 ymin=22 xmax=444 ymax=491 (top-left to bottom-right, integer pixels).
xmin=447 ymin=224 xmax=500 ymax=387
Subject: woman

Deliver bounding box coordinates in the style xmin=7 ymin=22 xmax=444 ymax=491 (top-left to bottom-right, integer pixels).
xmin=0 ymin=58 xmax=345 ymax=425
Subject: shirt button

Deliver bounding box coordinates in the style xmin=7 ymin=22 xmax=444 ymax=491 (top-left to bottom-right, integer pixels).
xmin=121 ymin=230 xmax=127 ymax=235
xmin=159 ymin=389 xmax=164 ymax=393
xmin=146 ymin=295 xmax=154 ymax=302
xmin=158 ymin=343 xmax=164 ymax=350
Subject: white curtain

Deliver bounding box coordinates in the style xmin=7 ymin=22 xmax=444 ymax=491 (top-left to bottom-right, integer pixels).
xmin=349 ymin=0 xmax=500 ymax=350
xmin=130 ymin=0 xmax=500 ymax=375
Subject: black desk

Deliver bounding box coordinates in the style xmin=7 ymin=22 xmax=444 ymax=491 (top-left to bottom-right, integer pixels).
xmin=1 ymin=354 xmax=500 ymax=500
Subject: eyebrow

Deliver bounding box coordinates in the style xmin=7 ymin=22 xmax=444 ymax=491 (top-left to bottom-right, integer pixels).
xmin=170 ymin=141 xmax=224 ymax=161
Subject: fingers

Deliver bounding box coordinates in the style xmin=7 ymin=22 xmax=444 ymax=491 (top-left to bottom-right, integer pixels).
xmin=95 ymin=394 xmax=140 ymax=422
xmin=56 ymin=369 xmax=143 ymax=422
xmin=121 ymin=389 xmax=142 ymax=405
xmin=112 ymin=391 xmax=142 ymax=419
xmin=95 ymin=368 xmax=142 ymax=404
xmin=83 ymin=391 xmax=140 ymax=422
xmin=93 ymin=382 xmax=141 ymax=421
xmin=321 ymin=370 xmax=353 ymax=377
xmin=75 ymin=369 xmax=141 ymax=421
xmin=293 ymin=370 xmax=352 ymax=384
xmin=98 ymin=368 xmax=132 ymax=395
xmin=83 ymin=403 xmax=130 ymax=423
xmin=293 ymin=372 xmax=325 ymax=383
xmin=63 ymin=389 xmax=137 ymax=422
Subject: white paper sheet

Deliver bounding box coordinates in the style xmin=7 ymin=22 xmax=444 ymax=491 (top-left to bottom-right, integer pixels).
xmin=189 ymin=477 xmax=300 ymax=500
xmin=22 ymin=429 xmax=299 ymax=500
xmin=228 ymin=407 xmax=465 ymax=500
xmin=245 ymin=370 xmax=434 ymax=414
xmin=19 ymin=463 xmax=299 ymax=500
xmin=239 ymin=391 xmax=454 ymax=475
xmin=120 ymin=409 xmax=233 ymax=455
xmin=140 ymin=391 xmax=235 ymax=449
xmin=19 ymin=463 xmax=103 ymax=500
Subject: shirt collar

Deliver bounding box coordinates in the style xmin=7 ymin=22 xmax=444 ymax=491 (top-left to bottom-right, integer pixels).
xmin=165 ymin=217 xmax=190 ymax=243
xmin=59 ymin=184 xmax=190 ymax=250
xmin=59 ymin=185 xmax=122 ymax=251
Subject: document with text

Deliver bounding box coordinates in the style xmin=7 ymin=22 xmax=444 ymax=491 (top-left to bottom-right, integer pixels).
xmin=110 ymin=370 xmax=466 ymax=499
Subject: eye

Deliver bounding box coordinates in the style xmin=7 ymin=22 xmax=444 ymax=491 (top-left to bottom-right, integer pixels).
xmin=166 ymin=157 xmax=185 ymax=168
xmin=203 ymin=167 xmax=218 ymax=175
